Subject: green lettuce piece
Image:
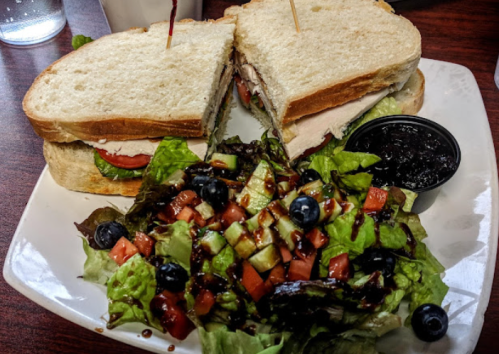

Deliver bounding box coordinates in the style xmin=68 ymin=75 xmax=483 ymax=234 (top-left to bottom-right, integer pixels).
xmin=400 ymin=188 xmax=418 ymax=212
xmin=94 ymin=151 xmax=144 ymax=179
xmin=146 ymin=137 xmax=201 ymax=185
xmin=151 ymin=221 xmax=192 ymax=272
xmin=381 ymin=289 xmax=405 ymax=313
xmin=72 ymin=34 xmax=94 ymax=50
xmin=341 ymin=312 xmax=402 ymax=338
xmin=325 ymin=210 xmax=375 ymax=254
xmin=199 ymin=327 xmax=285 ymax=354
xmin=309 ymin=156 xmax=337 ymax=183
xmin=341 ymin=97 xmax=402 ymax=143
xmin=212 ymin=245 xmax=236 ymax=280
xmin=319 ymin=244 xmax=350 ymax=277
xmin=81 ymin=238 xmax=118 ymax=285
xmin=379 ymin=223 xmax=407 ymax=249
xmin=407 ymin=273 xmax=448 ymax=320
xmin=333 ymin=172 xmax=373 ymax=193
xmin=331 ymin=152 xmax=381 ymax=174
xmin=304 ymin=335 xmax=378 ymax=354
xmin=107 ymin=254 xmax=162 ymax=331
xmin=394 ymin=211 xmax=428 ymax=241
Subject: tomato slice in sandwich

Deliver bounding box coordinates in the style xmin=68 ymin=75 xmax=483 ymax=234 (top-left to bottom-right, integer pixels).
xmin=96 ymin=148 xmax=151 ymax=169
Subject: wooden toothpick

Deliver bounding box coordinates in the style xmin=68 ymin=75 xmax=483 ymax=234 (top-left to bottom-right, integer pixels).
xmin=289 ymin=0 xmax=301 ymax=33
xmin=166 ymin=0 xmax=178 ymax=49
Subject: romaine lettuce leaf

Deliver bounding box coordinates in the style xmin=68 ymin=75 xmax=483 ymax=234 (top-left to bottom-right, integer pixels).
xmin=309 ymin=156 xmax=337 ymax=183
xmin=394 ymin=211 xmax=428 ymax=241
xmin=199 ymin=327 xmax=285 ymax=354
xmin=325 ymin=210 xmax=375 ymax=255
xmin=331 ymin=151 xmax=381 ymax=174
xmin=378 ymin=223 xmax=408 ymax=249
xmin=150 ymin=220 xmax=192 ymax=272
xmin=107 ymin=254 xmax=162 ymax=331
xmin=94 ymin=151 xmax=144 ymax=179
xmin=81 ymin=238 xmax=118 ymax=285
xmin=72 ymin=34 xmax=94 ymax=50
xmin=146 ymin=137 xmax=201 ymax=185
xmin=332 ymin=171 xmax=373 ymax=193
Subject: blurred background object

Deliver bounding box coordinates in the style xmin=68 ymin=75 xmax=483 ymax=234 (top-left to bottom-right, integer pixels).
xmin=100 ymin=0 xmax=202 ymax=33
xmin=495 ymin=56 xmax=499 ymax=89
xmin=0 ymin=0 xmax=66 ymax=45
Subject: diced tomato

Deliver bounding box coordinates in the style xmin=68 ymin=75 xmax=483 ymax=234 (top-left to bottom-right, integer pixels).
xmin=241 ymin=261 xmax=268 ymax=302
xmin=95 ymin=148 xmax=151 ymax=169
xmin=161 ymin=303 xmax=195 ymax=340
xmin=221 ymin=202 xmax=247 ymax=229
xmin=268 ymin=264 xmax=286 ymax=285
xmin=288 ymin=249 xmax=317 ymax=281
xmin=257 ymin=96 xmax=264 ymax=108
xmin=177 ymin=206 xmax=195 ymax=222
xmin=194 ymin=289 xmax=216 ymax=316
xmin=363 ymin=187 xmax=389 ymax=212
xmin=328 ymin=253 xmax=351 ymax=282
xmin=157 ymin=211 xmax=175 ymax=224
xmin=306 ymin=228 xmax=329 ymax=249
xmin=192 ymin=209 xmax=207 ymax=227
xmin=167 ymin=190 xmax=198 ymax=218
xmin=235 ymin=74 xmax=251 ymax=105
xmin=108 ymin=237 xmax=139 ymax=266
xmin=279 ymin=245 xmax=293 ymax=263
xmin=134 ymin=232 xmax=154 ymax=257
xmin=264 ymin=279 xmax=274 ymax=293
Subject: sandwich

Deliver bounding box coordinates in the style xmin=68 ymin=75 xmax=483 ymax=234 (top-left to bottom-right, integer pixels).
xmin=23 ymin=19 xmax=236 ymax=196
xmin=225 ymin=0 xmax=423 ymax=161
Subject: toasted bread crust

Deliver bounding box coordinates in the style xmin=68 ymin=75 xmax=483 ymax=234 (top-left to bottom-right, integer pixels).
xmin=281 ymin=58 xmax=420 ymax=124
xmin=44 ymin=141 xmax=141 ymax=196
xmin=29 ymin=115 xmax=203 ymax=143
xmin=394 ymin=68 xmax=425 ymax=115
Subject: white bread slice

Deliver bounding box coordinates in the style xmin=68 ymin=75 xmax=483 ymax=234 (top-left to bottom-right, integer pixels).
xmin=387 ymin=68 xmax=425 ymax=115
xmin=44 ymin=88 xmax=234 ymax=196
xmin=24 ymin=18 xmax=235 ymax=143
xmin=225 ymin=0 xmax=421 ymax=127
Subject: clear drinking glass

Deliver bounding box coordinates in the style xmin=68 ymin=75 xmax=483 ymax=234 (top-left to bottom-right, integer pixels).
xmin=0 ymin=0 xmax=66 ymax=45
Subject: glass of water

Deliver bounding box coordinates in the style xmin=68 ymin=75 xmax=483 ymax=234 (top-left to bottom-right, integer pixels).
xmin=0 ymin=0 xmax=66 ymax=45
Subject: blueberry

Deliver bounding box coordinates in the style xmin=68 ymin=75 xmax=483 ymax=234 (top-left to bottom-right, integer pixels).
xmin=156 ymin=263 xmax=189 ymax=292
xmin=94 ymin=221 xmax=129 ymax=249
xmin=411 ymin=304 xmax=448 ymax=342
xmin=357 ymin=248 xmax=396 ymax=278
xmin=201 ymin=178 xmax=229 ymax=210
xmin=299 ymin=169 xmax=322 ymax=185
xmin=289 ymin=195 xmax=320 ymax=230
xmin=191 ymin=175 xmax=211 ymax=195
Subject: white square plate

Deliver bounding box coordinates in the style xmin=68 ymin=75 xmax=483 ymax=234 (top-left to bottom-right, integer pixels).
xmin=4 ymin=58 xmax=498 ymax=354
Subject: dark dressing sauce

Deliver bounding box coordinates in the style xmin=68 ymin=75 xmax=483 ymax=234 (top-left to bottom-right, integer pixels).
xmin=141 ymin=329 xmax=152 ymax=338
xmin=351 ymin=211 xmax=365 ymax=242
xmin=399 ymin=223 xmax=417 ymax=255
xmin=350 ymin=123 xmax=457 ymax=190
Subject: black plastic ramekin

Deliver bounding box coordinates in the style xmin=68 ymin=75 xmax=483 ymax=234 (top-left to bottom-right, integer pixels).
xmin=345 ymin=115 xmax=461 ymax=214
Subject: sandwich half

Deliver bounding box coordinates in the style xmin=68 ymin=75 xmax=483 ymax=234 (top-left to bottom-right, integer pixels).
xmin=24 ymin=19 xmax=236 ymax=196
xmin=226 ymin=0 xmax=422 ymax=160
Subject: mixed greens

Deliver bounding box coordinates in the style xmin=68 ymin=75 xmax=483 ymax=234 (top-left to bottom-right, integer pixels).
xmin=76 ymin=98 xmax=449 ymax=353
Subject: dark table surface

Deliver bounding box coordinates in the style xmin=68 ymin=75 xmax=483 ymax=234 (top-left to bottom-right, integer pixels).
xmin=1 ymin=0 xmax=498 ymax=353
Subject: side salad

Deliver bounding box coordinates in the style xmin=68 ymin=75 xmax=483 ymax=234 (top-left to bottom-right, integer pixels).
xmin=76 ymin=98 xmax=449 ymax=353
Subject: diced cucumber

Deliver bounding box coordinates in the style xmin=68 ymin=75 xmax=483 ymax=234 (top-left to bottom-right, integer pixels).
xmin=249 ymin=244 xmax=281 ymax=273
xmin=319 ymin=198 xmax=342 ymax=223
xmin=300 ymin=180 xmax=324 ymax=201
xmin=224 ymin=222 xmax=245 ymax=247
xmin=201 ymin=231 xmax=227 ymax=255
xmin=234 ymin=234 xmax=257 ymax=259
xmin=246 ymin=208 xmax=275 ymax=232
xmin=277 ymin=181 xmax=290 ymax=195
xmin=251 ymin=160 xmax=272 ymax=180
xmin=162 ymin=169 xmax=187 ymax=188
xmin=195 ymin=201 xmax=215 ymax=220
xmin=236 ymin=188 xmax=271 ymax=215
xmin=267 ymin=200 xmax=288 ymax=221
xmin=253 ymin=227 xmax=275 ymax=249
xmin=276 ymin=216 xmax=303 ymax=251
xmin=282 ymin=189 xmax=299 ymax=210
xmin=209 ymin=153 xmax=238 ymax=171
xmin=236 ymin=160 xmax=275 ymax=215
xmin=341 ymin=202 xmax=355 ymax=215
